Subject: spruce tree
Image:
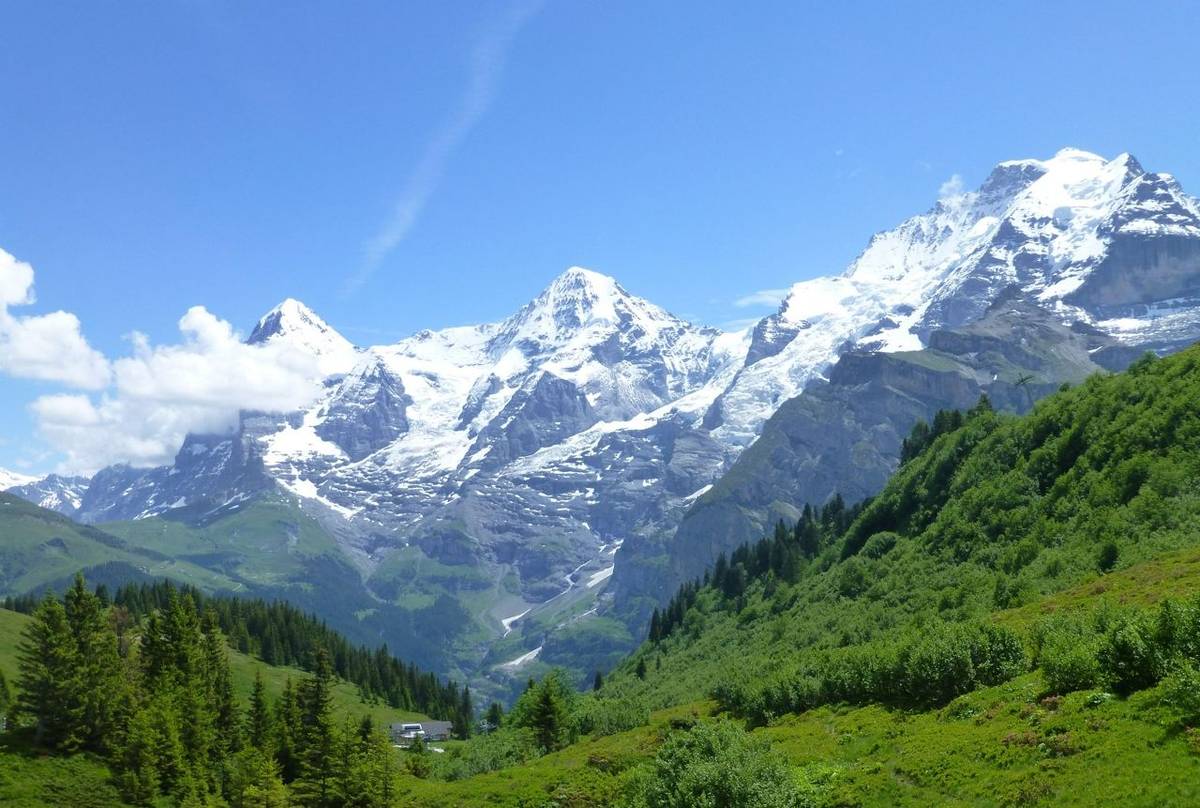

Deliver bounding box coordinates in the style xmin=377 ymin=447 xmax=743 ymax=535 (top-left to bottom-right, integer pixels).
xmin=530 ymin=680 xmax=567 ymax=752
xmin=275 ymin=677 xmax=302 ymax=782
xmin=0 ymin=667 xmax=12 ymax=728
xmin=202 ymin=608 xmax=240 ymax=756
xmin=64 ymin=573 xmax=123 ymax=753
xmin=246 ymin=670 xmax=272 ymax=752
xmin=293 ymin=649 xmax=337 ymax=806
xmin=485 ymin=701 xmax=504 ymax=731
xmin=16 ymin=593 xmax=77 ymax=749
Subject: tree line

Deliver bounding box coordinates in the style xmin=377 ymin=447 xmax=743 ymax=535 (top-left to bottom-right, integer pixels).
xmin=5 ymin=577 xmax=473 ymax=736
xmin=12 ymin=574 xmax=403 ymax=806
xmin=648 ymin=494 xmax=864 ymax=644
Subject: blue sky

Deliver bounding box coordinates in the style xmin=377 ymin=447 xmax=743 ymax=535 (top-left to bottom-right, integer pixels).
xmin=2 ymin=0 xmax=1199 ymax=472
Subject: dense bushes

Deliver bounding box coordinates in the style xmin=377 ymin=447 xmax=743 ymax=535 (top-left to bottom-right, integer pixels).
xmin=715 ymin=620 xmax=1026 ymax=724
xmin=1034 ymin=596 xmax=1200 ymax=700
xmin=623 ymin=719 xmax=814 ymax=808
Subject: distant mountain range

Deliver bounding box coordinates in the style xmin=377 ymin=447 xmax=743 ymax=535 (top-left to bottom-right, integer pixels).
xmin=6 ymin=148 xmax=1200 ymax=688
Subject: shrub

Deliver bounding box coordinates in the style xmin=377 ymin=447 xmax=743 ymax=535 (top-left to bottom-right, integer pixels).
xmin=1099 ymin=613 xmax=1160 ymax=696
xmin=1162 ymin=661 xmax=1200 ymax=725
xmin=1040 ymin=631 xmax=1102 ymax=694
xmin=861 ymin=532 xmax=899 ymax=559
xmin=1097 ymin=541 xmax=1119 ymax=573
xmin=576 ymin=695 xmax=650 ymax=738
xmin=625 ymin=719 xmax=811 ymax=808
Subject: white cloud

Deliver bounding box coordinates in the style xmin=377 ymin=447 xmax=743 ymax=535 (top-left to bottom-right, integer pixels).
xmin=721 ymin=317 xmax=763 ymax=332
xmin=32 ymin=306 xmax=328 ymax=473
xmin=345 ymin=0 xmax=545 ymax=296
xmin=734 ymin=288 xmax=790 ymax=308
xmin=0 ymin=247 xmax=332 ymax=473
xmin=939 ymin=173 xmax=965 ymax=199
xmin=0 ymin=248 xmax=111 ymax=388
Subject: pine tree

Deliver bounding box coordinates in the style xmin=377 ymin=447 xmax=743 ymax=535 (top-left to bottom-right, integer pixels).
xmin=485 ymin=701 xmax=504 ymax=731
xmin=275 ymin=677 xmax=302 ymax=782
xmin=636 ymin=657 xmax=648 ymax=680
xmin=201 ymin=608 xmax=240 ymax=756
xmin=64 ymin=573 xmax=123 ymax=753
xmin=456 ymin=685 xmax=473 ymax=739
xmin=0 ymin=667 xmax=12 ymax=728
xmin=16 ymin=593 xmax=78 ymax=749
xmin=226 ymin=746 xmax=289 ymax=808
xmin=530 ymin=679 xmax=568 ymax=753
xmin=293 ymin=649 xmax=337 ymax=806
xmin=592 ymin=671 xmax=603 ymax=691
xmin=246 ymin=670 xmax=272 ymax=751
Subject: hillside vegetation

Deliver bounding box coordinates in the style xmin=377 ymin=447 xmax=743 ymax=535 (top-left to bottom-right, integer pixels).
xmin=398 ymin=346 xmax=1200 ymax=806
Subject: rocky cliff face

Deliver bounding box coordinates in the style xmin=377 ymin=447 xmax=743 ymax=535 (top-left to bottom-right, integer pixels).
xmin=636 ymin=295 xmax=1126 ymax=605
xmin=75 ymin=428 xmax=272 ymax=524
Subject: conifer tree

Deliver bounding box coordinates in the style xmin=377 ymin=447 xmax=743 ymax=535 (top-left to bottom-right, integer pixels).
xmin=201 ymin=608 xmax=240 ymax=756
xmin=246 ymin=670 xmax=273 ymax=752
xmin=0 ymin=667 xmax=12 ymax=728
xmin=16 ymin=593 xmax=77 ymax=749
xmin=275 ymin=677 xmax=302 ymax=783
xmin=64 ymin=573 xmax=123 ymax=753
xmin=485 ymin=701 xmax=504 ymax=731
xmin=530 ymin=679 xmax=568 ymax=753
xmin=293 ymin=649 xmax=337 ymax=806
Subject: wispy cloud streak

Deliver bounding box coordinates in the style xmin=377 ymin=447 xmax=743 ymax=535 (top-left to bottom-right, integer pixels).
xmin=734 ymin=288 xmax=790 ymax=308
xmin=345 ymin=0 xmax=545 ymax=296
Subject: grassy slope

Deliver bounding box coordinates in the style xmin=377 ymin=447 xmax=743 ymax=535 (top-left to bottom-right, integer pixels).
xmin=102 ymin=493 xmax=344 ymax=590
xmin=0 ymin=494 xmax=236 ymax=596
xmin=395 ymin=548 xmax=1200 ymax=806
xmin=403 ymin=348 xmax=1200 ymax=805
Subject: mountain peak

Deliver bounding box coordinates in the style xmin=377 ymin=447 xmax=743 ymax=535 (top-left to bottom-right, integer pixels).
xmin=0 ymin=467 xmax=38 ymax=490
xmin=247 ymin=298 xmax=357 ymax=375
xmin=512 ymin=266 xmax=633 ymax=332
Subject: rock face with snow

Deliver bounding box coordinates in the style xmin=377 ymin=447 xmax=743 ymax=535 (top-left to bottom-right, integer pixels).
xmin=613 ymin=148 xmax=1200 ymax=612
xmin=0 ymin=468 xmax=37 ymax=493
xmin=41 ymin=149 xmax=1200 ymax=682
xmin=75 ymin=429 xmax=271 ymax=524
xmin=4 ymin=474 xmax=92 ymax=516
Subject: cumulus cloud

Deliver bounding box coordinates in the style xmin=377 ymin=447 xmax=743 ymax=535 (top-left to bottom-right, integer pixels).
xmin=32 ymin=306 xmax=329 ymax=472
xmin=345 ymin=0 xmax=545 ymax=296
xmin=939 ymin=173 xmax=965 ymax=199
xmin=0 ymin=248 xmax=111 ymax=388
xmin=0 ymin=246 xmax=333 ymax=473
xmin=734 ymin=288 xmax=790 ymax=308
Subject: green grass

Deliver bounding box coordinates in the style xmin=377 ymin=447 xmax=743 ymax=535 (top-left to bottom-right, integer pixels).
xmin=102 ymin=493 xmax=343 ymax=588
xmin=0 ymin=737 xmax=130 ymax=808
xmin=394 ymin=675 xmax=1200 ymax=807
xmin=0 ymin=494 xmax=234 ymax=596
xmin=0 ymin=608 xmax=31 ymax=680
xmin=761 ymin=674 xmax=1200 ymax=807
xmin=226 ymin=647 xmax=425 ymax=729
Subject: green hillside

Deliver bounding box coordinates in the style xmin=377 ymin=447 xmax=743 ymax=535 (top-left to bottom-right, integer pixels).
xmin=392 ymin=346 xmax=1200 ymax=806
xmin=0 ymin=494 xmax=238 ymax=596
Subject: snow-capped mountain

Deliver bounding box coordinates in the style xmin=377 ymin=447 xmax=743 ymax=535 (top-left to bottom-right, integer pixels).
xmin=34 ymin=149 xmax=1200 ymax=679
xmin=3 ymin=472 xmax=91 ymax=515
xmin=701 ymin=148 xmax=1200 ymax=446
xmin=0 ymin=468 xmax=37 ymax=491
